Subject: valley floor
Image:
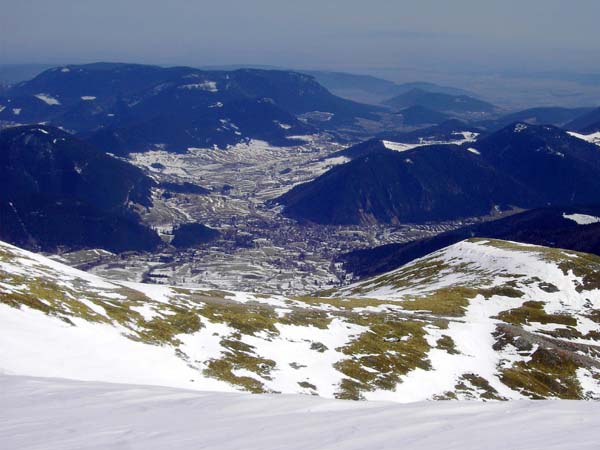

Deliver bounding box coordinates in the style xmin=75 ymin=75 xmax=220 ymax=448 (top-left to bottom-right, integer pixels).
xmin=66 ymin=137 xmax=499 ymax=296
xmin=2 ymin=375 xmax=599 ymax=450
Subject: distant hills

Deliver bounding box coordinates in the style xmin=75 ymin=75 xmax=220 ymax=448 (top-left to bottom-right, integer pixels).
xmin=302 ymin=71 xmax=474 ymax=104
xmin=394 ymin=105 xmax=451 ymax=126
xmin=0 ymin=63 xmax=382 ymax=153
xmin=0 ymin=125 xmax=160 ymax=252
xmin=330 ymin=120 xmax=480 ymax=160
xmin=566 ymin=107 xmax=600 ymax=133
xmin=277 ymin=123 xmax=600 ymax=225
xmin=383 ymin=88 xmax=497 ymax=115
xmin=478 ymin=106 xmax=594 ymax=131
xmin=277 ymin=144 xmax=527 ymax=225
xmin=376 ymin=120 xmax=481 ymax=145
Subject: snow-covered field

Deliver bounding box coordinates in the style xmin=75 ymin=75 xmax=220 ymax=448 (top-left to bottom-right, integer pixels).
xmin=2 ymin=375 xmax=600 ymax=450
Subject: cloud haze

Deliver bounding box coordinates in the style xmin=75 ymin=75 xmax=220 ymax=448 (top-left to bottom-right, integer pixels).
xmin=1 ymin=0 xmax=599 ymax=73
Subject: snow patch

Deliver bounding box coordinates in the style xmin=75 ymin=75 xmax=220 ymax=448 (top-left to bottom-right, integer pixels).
xmin=0 ymin=304 xmax=232 ymax=392
xmin=568 ymin=131 xmax=600 ymax=146
xmin=563 ymin=213 xmax=600 ymax=225
xmin=34 ymin=94 xmax=61 ymax=106
xmin=275 ymin=121 xmax=292 ymax=130
xmin=514 ymin=123 xmax=528 ymax=133
xmin=382 ymin=140 xmax=424 ymax=152
xmin=179 ymin=81 xmax=218 ymax=92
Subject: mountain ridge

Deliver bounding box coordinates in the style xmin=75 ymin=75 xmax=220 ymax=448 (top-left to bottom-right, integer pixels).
xmin=277 ymin=123 xmax=600 ymax=225
xmin=1 ymin=238 xmax=600 ymax=401
xmin=0 ymin=124 xmax=160 ymax=252
xmin=0 ymin=62 xmax=382 ymax=153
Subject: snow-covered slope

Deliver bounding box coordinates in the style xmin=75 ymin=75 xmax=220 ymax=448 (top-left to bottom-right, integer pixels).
xmin=1 ymin=238 xmax=600 ymax=401
xmin=3 ymin=375 xmax=600 ymax=450
xmin=569 ymin=130 xmax=600 ymax=146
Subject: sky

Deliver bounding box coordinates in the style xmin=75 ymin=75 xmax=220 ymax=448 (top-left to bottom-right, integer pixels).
xmin=1 ymin=0 xmax=600 ymax=76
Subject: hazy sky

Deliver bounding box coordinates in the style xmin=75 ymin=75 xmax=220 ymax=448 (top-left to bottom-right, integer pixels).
xmin=2 ymin=0 xmax=599 ymax=74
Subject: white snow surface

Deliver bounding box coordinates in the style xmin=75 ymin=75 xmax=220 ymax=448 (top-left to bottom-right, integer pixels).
xmin=34 ymin=93 xmax=61 ymax=105
xmin=2 ymin=375 xmax=600 ymax=450
xmin=563 ymin=213 xmax=600 ymax=225
xmin=382 ymin=131 xmax=478 ymax=153
xmin=568 ymin=131 xmax=600 ymax=146
xmin=0 ymin=303 xmax=232 ymax=392
xmin=382 ymin=140 xmax=425 ymax=152
xmin=179 ymin=81 xmax=218 ymax=92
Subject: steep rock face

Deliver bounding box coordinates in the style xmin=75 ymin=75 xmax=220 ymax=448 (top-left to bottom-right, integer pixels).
xmin=1 ymin=238 xmax=600 ymax=401
xmin=0 ymin=125 xmax=160 ymax=252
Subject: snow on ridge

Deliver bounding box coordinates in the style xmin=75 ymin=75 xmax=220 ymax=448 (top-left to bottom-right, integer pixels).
xmin=382 ymin=131 xmax=478 ymax=153
xmin=34 ymin=94 xmax=61 ymax=106
xmin=563 ymin=213 xmax=600 ymax=225
xmin=179 ymin=81 xmax=218 ymax=92
xmin=343 ymin=238 xmax=589 ymax=303
xmin=452 ymin=131 xmax=479 ymax=142
xmin=2 ymin=238 xmax=600 ymax=403
xmin=0 ymin=240 xmax=117 ymax=290
xmin=568 ymin=131 xmax=600 ymax=146
xmin=382 ymin=140 xmax=424 ymax=152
